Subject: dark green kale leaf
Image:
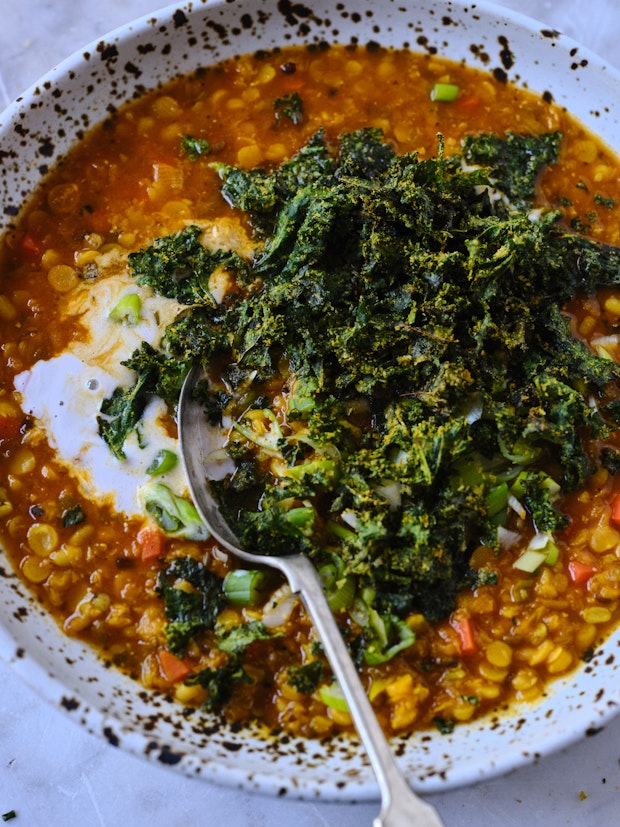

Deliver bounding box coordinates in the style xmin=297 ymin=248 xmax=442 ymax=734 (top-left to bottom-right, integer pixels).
xmin=97 ymin=342 xmax=191 ymax=458
xmin=287 ymin=660 xmax=324 ymax=693
xmin=156 ymin=557 xmax=227 ymax=655
xmin=181 ymin=135 xmax=212 ymax=160
xmin=185 ymin=622 xmax=275 ymax=710
xmin=212 ymin=129 xmax=332 ymax=223
xmin=188 ymin=655 xmax=252 ymax=711
xmin=62 ymin=504 xmax=86 ymax=528
xmin=128 ymin=225 xmax=248 ymax=304
xmin=216 ymin=620 xmax=274 ymax=653
xmin=274 ymin=91 xmax=304 ymax=125
xmin=107 ymin=126 xmax=620 ymax=626
xmin=337 ymin=127 xmax=395 ymax=179
xmin=462 ymin=130 xmax=561 ymax=205
xmin=97 ymin=357 xmax=156 ymax=460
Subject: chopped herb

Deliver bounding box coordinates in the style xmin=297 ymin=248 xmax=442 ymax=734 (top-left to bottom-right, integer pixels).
xmin=1 ymin=812 xmax=16 ymax=823
xmin=156 ymin=557 xmax=226 ymax=654
xmin=62 ymin=504 xmax=86 ymax=528
xmin=188 ymin=655 xmax=252 ymax=710
xmin=181 ymin=134 xmax=212 ymax=160
xmin=287 ymin=660 xmax=324 ymax=693
xmin=216 ymin=620 xmax=274 ymax=653
xmin=594 ymin=193 xmax=616 ymax=209
xmin=434 ymin=716 xmax=456 ymax=735
xmin=274 ymin=91 xmax=304 ymax=125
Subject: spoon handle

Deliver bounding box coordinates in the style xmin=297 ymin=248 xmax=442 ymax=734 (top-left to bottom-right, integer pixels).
xmin=280 ymin=554 xmax=444 ymax=827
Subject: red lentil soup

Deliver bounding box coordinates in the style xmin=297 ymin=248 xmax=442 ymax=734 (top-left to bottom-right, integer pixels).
xmin=2 ymin=43 xmax=620 ymax=738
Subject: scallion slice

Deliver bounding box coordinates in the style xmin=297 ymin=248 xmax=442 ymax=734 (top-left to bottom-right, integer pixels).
xmin=512 ymin=548 xmax=547 ymax=573
xmin=430 ymin=82 xmax=459 ymax=102
xmin=146 ymin=448 xmax=178 ymax=476
xmin=224 ymin=569 xmax=271 ymax=606
xmin=318 ymin=681 xmax=349 ymax=712
xmin=108 ymin=292 xmax=142 ymax=325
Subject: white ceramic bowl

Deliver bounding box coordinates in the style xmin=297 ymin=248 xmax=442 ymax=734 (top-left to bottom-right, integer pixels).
xmin=1 ymin=0 xmax=620 ymax=801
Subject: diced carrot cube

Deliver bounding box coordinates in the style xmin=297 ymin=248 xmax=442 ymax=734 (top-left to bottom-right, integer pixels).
xmin=610 ymin=494 xmax=620 ymax=527
xmin=157 ymin=649 xmax=192 ymax=683
xmin=451 ymin=614 xmax=477 ymax=655
xmin=0 ymin=415 xmax=22 ymax=443
xmin=567 ymin=560 xmax=596 ymax=585
xmin=136 ymin=524 xmax=165 ymax=562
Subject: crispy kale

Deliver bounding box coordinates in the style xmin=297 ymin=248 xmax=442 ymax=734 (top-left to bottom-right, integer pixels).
xmin=274 ymin=91 xmax=304 ymax=125
xmin=188 ymin=656 xmax=252 ymax=711
xmin=287 ymin=660 xmax=324 ymax=693
xmin=156 ymin=557 xmax=226 ymax=655
xmin=462 ymin=131 xmax=561 ymax=205
xmin=187 ymin=621 xmax=275 ymax=710
xmin=181 ymin=135 xmax=212 ymax=160
xmin=97 ymin=342 xmax=190 ymax=457
xmin=128 ymin=225 xmax=248 ymax=304
xmin=104 ymin=127 xmax=620 ymax=627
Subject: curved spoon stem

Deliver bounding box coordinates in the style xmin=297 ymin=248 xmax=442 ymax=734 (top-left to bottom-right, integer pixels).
xmin=178 ymin=366 xmax=444 ymax=826
xmin=280 ymin=554 xmax=444 ymax=827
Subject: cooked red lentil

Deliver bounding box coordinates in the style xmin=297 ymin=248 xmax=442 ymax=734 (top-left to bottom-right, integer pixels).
xmin=2 ymin=43 xmax=620 ymax=738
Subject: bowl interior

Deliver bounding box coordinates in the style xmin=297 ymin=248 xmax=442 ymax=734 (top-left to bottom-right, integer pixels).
xmin=1 ymin=0 xmax=620 ymax=800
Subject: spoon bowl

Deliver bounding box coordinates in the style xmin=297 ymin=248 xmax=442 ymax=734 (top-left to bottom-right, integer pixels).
xmin=178 ymin=364 xmax=445 ymax=827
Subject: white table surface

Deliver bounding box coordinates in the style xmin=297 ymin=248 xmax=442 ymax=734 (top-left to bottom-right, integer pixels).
xmin=2 ymin=1 xmax=620 ymax=825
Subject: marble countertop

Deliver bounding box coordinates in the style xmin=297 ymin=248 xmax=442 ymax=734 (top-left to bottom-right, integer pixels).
xmin=2 ymin=1 xmax=620 ymax=825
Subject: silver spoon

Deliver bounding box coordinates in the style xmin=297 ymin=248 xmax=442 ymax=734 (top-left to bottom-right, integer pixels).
xmin=178 ymin=364 xmax=445 ymax=827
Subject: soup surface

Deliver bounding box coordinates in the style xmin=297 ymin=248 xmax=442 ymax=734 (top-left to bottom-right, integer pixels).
xmin=3 ymin=43 xmax=620 ymax=738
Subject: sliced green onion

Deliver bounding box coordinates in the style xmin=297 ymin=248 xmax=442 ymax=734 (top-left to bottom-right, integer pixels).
xmin=544 ymin=540 xmax=560 ymax=566
xmin=512 ymin=548 xmax=547 ymax=573
xmin=486 ymin=481 xmax=508 ymax=522
xmin=284 ymin=505 xmax=315 ymax=535
xmin=430 ymin=82 xmax=459 ymax=102
xmin=224 ymin=569 xmax=271 ymax=606
xmin=233 ymin=409 xmax=283 ymax=453
xmin=364 ymin=616 xmax=415 ymax=665
xmin=326 ymin=519 xmax=357 ymax=542
xmin=146 ymin=448 xmax=178 ymax=476
xmin=139 ymin=482 xmax=208 ymax=540
xmin=318 ymin=681 xmax=349 ymax=712
xmin=327 ymin=575 xmax=356 ymax=612
xmin=108 ymin=293 xmax=142 ymax=325
xmin=285 ymin=458 xmax=340 ymax=487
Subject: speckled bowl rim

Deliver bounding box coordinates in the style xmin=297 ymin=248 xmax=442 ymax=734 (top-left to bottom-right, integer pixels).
xmin=1 ymin=0 xmax=620 ymax=802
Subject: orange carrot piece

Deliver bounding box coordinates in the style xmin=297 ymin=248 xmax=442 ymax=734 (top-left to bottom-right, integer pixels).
xmin=456 ymin=95 xmax=481 ymax=112
xmin=137 ymin=524 xmax=165 ymax=562
xmin=451 ymin=615 xmax=477 ymax=655
xmin=567 ymin=560 xmax=596 ymax=585
xmin=157 ymin=649 xmax=192 ymax=683
xmin=611 ymin=494 xmax=620 ymax=527
xmin=0 ymin=415 xmax=22 ymax=442
xmin=19 ymin=233 xmax=42 ymax=258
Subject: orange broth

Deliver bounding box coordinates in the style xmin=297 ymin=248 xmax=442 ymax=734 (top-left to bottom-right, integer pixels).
xmin=2 ymin=43 xmax=620 ymax=737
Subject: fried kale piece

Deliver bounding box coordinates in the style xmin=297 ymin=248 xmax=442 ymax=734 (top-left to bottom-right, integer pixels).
xmin=103 ymin=127 xmax=620 ymax=625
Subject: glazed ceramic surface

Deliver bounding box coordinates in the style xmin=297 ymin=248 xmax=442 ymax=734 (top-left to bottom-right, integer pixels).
xmin=1 ymin=0 xmax=620 ymax=802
